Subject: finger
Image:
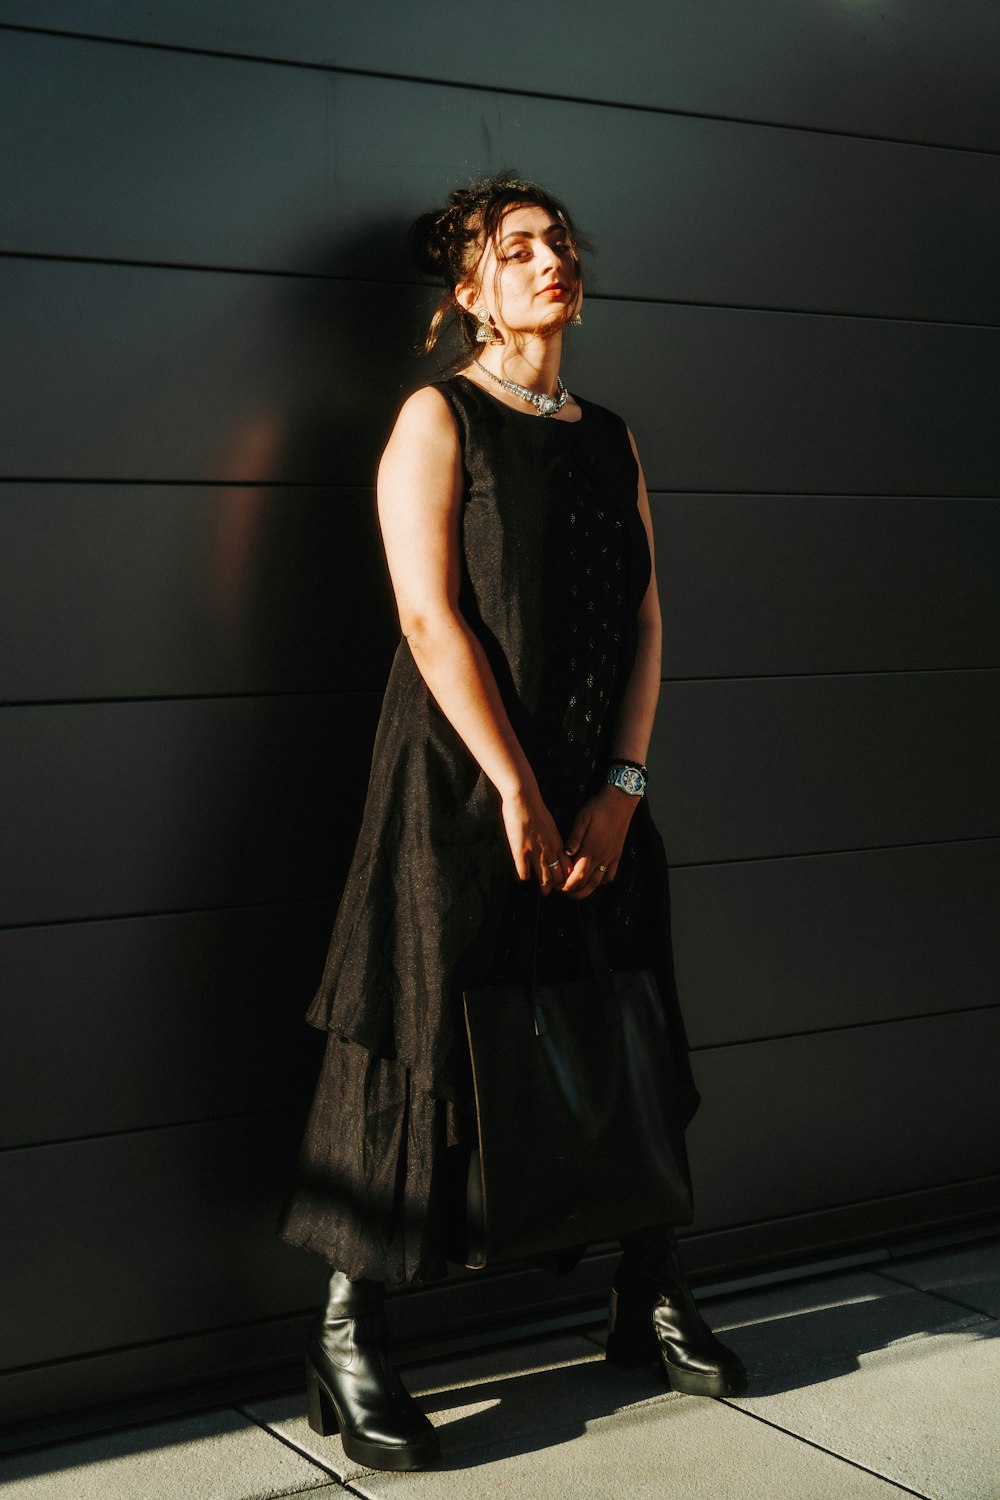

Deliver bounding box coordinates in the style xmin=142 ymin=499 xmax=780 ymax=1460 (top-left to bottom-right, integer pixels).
xmin=564 ymin=809 xmax=590 ymax=860
xmin=563 ymin=855 xmax=605 ymax=896
xmin=567 ymin=859 xmax=610 ymax=900
xmin=560 ymin=853 xmax=590 ymax=892
xmin=603 ymin=857 xmax=620 ymax=884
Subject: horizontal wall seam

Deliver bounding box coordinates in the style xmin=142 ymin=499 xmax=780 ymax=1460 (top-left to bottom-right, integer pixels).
xmin=1 ymin=835 xmax=997 ymax=936
xmin=672 ymin=832 xmax=1000 ymax=871
xmin=1 ymin=664 xmax=997 ymax=710
xmin=645 ymin=491 xmax=1000 ymax=502
xmin=0 ymin=689 xmax=379 ymax=709
xmin=0 ymin=477 xmax=356 ymax=489
xmin=3 ymin=250 xmax=1000 ymax=333
xmin=5 ymin=1000 xmax=999 ymax=1149
xmin=663 ymin=666 xmax=1000 ymax=683
xmin=698 ymin=1171 xmax=1000 ymax=1242
xmin=2 ymin=22 xmax=998 ymax=161
xmin=0 ymin=1104 xmax=296 ymax=1159
xmin=0 ymin=1304 xmax=317 ymax=1382
xmin=0 ymin=894 xmax=334 ymax=934
xmin=2 ymin=478 xmax=999 ymax=502
xmin=690 ymin=1000 xmax=1000 ymax=1056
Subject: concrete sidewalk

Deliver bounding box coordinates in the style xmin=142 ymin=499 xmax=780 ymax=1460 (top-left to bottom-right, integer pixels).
xmin=3 ymin=1235 xmax=999 ymax=1500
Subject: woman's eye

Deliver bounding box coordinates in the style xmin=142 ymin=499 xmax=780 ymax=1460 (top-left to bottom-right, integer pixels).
xmin=501 ymin=242 xmax=570 ymax=262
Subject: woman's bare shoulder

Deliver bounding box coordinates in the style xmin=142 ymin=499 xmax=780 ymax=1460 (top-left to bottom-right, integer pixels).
xmin=379 ymin=384 xmax=462 ymax=499
xmin=391 ymin=383 xmax=458 ymax=441
xmin=380 ymin=384 xmax=460 ymax=476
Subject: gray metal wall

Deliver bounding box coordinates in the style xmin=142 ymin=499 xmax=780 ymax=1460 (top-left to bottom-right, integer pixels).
xmin=2 ymin=3 xmax=999 ymax=1429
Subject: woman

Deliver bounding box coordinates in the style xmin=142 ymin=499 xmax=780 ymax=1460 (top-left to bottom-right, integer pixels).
xmin=280 ymin=174 xmax=745 ymax=1471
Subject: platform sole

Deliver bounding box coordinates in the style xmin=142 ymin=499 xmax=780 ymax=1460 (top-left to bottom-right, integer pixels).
xmin=304 ymin=1360 xmax=441 ymax=1471
xmin=660 ymin=1356 xmax=748 ymax=1399
xmin=606 ymin=1340 xmax=747 ymax=1399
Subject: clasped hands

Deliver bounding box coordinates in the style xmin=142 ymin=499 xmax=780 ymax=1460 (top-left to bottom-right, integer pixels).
xmin=501 ymin=783 xmax=638 ymax=901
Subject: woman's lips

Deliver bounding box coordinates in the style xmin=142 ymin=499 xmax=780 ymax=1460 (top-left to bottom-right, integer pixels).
xmin=538 ymin=284 xmax=567 ymax=298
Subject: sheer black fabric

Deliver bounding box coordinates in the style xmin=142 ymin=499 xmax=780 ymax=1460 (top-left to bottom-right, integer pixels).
xmin=279 ymin=377 xmax=699 ymax=1283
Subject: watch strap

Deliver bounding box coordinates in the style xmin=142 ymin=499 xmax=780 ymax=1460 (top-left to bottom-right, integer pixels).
xmin=606 ymin=763 xmax=646 ymax=797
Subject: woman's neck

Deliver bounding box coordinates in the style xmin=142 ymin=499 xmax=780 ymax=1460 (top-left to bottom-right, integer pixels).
xmin=475 ymin=331 xmax=564 ymax=396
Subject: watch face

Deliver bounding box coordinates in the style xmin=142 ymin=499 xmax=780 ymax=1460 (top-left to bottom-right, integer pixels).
xmin=608 ymin=765 xmax=645 ymax=795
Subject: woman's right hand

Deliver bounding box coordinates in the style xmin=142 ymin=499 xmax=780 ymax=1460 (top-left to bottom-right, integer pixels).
xmin=500 ymin=787 xmax=567 ymax=896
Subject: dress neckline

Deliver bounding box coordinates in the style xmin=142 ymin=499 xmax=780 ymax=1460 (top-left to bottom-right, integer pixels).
xmin=455 ymin=374 xmax=585 ymax=426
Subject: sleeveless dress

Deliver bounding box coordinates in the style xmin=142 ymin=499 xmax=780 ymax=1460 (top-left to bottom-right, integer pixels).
xmin=279 ymin=376 xmax=700 ymax=1284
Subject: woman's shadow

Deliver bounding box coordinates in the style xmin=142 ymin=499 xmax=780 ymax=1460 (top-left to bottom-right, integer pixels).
xmin=405 ymin=1250 xmax=1000 ymax=1465
xmin=408 ymin=1326 xmax=698 ymax=1468
xmin=713 ymin=1256 xmax=1000 ymax=1401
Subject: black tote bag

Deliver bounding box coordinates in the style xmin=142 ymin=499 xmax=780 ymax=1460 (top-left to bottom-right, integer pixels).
xmin=458 ymin=914 xmax=694 ymax=1270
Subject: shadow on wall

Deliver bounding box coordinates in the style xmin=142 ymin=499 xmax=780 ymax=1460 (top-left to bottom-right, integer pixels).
xmin=177 ymin=221 xmax=436 ymax=1207
xmin=203 ymin=221 xmax=433 ymax=684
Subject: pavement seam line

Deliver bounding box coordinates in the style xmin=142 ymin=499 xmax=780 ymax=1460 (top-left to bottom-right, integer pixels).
xmin=235 ymin=1404 xmax=342 ymax=1484
xmin=718 ymin=1398 xmax=933 ymax=1498
xmin=269 ymin=1484 xmax=344 ymax=1498
xmin=872 ymin=1267 xmax=1000 ymax=1322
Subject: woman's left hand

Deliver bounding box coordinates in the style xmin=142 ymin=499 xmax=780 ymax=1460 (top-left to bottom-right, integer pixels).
xmin=560 ymin=785 xmax=639 ymax=900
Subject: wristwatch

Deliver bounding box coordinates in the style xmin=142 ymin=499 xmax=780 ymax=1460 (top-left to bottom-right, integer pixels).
xmin=606 ymin=762 xmax=647 ymax=797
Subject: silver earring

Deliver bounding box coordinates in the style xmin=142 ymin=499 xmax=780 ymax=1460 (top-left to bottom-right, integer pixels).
xmin=475 ymin=307 xmax=502 ymax=344
xmin=571 ymin=312 xmax=583 ymax=327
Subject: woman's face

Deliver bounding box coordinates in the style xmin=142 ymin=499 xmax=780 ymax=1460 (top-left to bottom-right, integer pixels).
xmin=460 ymin=202 xmax=581 ymax=340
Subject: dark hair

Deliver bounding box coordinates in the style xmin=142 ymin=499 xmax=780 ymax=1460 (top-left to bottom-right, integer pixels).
xmin=408 ymin=171 xmax=589 ymax=363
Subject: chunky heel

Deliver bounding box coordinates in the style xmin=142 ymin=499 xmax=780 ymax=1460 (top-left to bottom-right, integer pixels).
xmin=606 ymin=1230 xmax=747 ymax=1399
xmin=305 ymin=1273 xmax=440 ymax=1471
xmin=305 ymin=1360 xmax=340 ymax=1436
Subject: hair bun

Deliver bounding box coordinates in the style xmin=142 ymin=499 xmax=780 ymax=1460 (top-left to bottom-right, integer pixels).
xmin=406 ymin=209 xmax=450 ymax=277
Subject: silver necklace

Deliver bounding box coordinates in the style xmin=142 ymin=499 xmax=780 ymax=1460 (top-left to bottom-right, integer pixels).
xmin=473 ymin=360 xmax=569 ymax=418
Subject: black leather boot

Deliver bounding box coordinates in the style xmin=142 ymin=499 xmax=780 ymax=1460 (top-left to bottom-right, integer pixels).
xmin=606 ymin=1227 xmax=747 ymax=1398
xmin=305 ymin=1272 xmax=440 ymax=1470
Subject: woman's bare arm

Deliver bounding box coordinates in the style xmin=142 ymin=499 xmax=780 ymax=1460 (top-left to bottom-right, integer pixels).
xmin=561 ymin=429 xmax=661 ymax=899
xmin=377 ymin=386 xmax=566 ymax=891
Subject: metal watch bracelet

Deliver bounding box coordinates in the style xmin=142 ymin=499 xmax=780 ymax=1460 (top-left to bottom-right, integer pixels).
xmin=606 ymin=763 xmax=647 ymax=796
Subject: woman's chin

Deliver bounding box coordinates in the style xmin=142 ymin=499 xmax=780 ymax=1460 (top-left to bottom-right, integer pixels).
xmin=508 ymin=314 xmax=570 ymax=342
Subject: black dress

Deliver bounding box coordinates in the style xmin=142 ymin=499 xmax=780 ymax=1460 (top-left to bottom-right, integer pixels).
xmin=279 ymin=376 xmax=699 ymax=1283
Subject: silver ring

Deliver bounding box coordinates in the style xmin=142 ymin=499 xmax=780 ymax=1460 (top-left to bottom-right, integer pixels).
xmin=598 ymin=863 xmax=607 ymax=874
xmin=546 ymin=859 xmax=561 ymax=869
